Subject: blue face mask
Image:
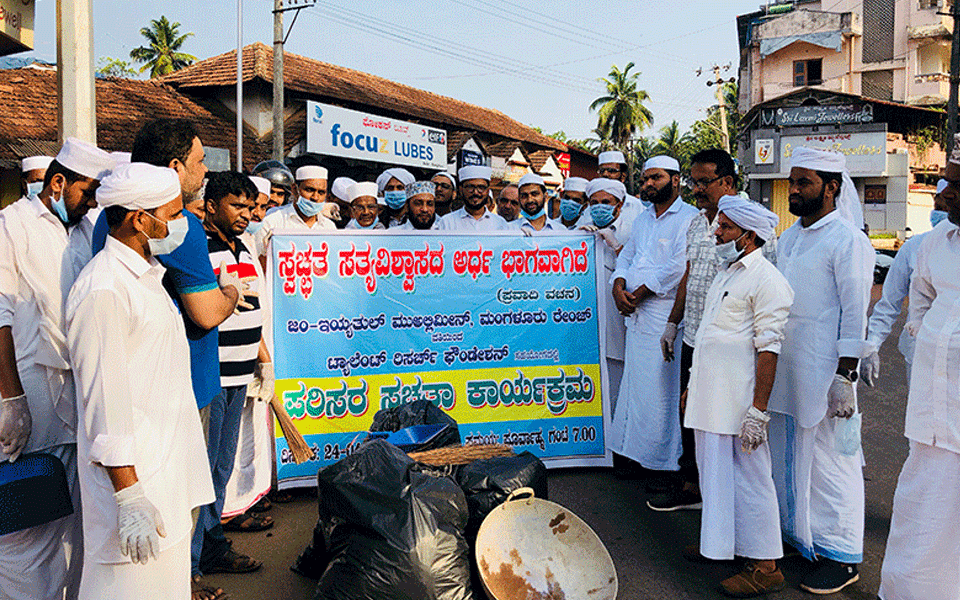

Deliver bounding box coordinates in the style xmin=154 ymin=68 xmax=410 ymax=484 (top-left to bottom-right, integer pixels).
xmin=520 ymin=204 xmax=546 ymax=221
xmin=26 ymin=181 xmax=42 ymax=199
xmin=383 ymin=190 xmax=407 ymax=210
xmin=49 ymin=190 xmax=70 ymax=223
xmin=560 ymin=198 xmax=584 ymax=221
xmin=296 ymin=195 xmax=323 ymax=218
xmin=349 ymin=218 xmax=377 ymax=230
xmin=930 ymin=209 xmax=948 ymax=228
xmin=590 ymin=203 xmax=616 ymax=228
xmin=246 ymin=220 xmax=264 ymax=235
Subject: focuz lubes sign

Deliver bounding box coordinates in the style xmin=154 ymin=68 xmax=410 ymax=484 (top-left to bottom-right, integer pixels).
xmin=306 ymin=101 xmax=447 ymax=170
xmin=269 ymin=231 xmax=612 ymax=487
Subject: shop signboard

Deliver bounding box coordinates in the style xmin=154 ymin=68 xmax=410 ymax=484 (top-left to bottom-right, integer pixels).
xmin=0 ymin=0 xmax=33 ymax=56
xmin=755 ymin=139 xmax=775 ymax=165
xmin=780 ymin=131 xmax=886 ymax=175
xmin=759 ymin=104 xmax=874 ymax=128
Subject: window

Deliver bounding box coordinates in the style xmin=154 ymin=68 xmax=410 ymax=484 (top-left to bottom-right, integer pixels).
xmin=864 ymin=184 xmax=887 ymax=205
xmin=793 ymin=59 xmax=823 ymax=87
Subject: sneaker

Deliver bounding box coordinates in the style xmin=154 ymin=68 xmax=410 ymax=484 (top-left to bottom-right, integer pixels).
xmin=646 ymin=488 xmax=703 ymax=512
xmin=720 ymin=562 xmax=785 ymax=598
xmin=799 ymin=559 xmax=859 ymax=595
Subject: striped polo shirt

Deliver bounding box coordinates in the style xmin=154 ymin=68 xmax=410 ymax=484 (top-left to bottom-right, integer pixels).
xmin=206 ymin=230 xmax=263 ymax=388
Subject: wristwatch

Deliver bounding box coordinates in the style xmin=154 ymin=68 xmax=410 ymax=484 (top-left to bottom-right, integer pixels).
xmin=836 ymin=367 xmax=858 ymax=383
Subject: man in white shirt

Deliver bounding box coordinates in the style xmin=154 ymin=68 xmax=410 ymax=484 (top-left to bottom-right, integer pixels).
xmin=559 ymin=177 xmax=589 ymax=229
xmin=254 ymin=165 xmax=336 ymax=263
xmin=394 ymin=181 xmax=440 ymax=231
xmin=598 ymin=150 xmax=647 ymax=210
xmin=879 ymin=154 xmax=960 ymax=600
xmin=511 ymin=173 xmax=563 ymax=232
xmin=437 ymin=166 xmax=509 ymax=232
xmin=0 ymin=138 xmax=115 ymax=600
xmin=66 ymin=163 xmax=215 ymax=600
xmin=609 ymin=155 xmax=698 ymax=477
xmin=377 ymin=167 xmax=415 ymax=228
xmin=345 ymin=182 xmax=386 ymax=231
xmin=685 ymin=194 xmax=793 ymax=596
xmin=20 ymin=155 xmax=53 ymax=200
xmin=767 ymin=147 xmax=873 ymax=595
xmin=496 ymin=184 xmax=521 ymax=223
xmin=431 ymin=172 xmax=457 ymax=217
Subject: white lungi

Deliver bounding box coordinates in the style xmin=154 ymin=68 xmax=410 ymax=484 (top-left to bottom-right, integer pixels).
xmin=696 ymin=431 xmax=782 ymax=561
xmin=222 ymin=397 xmax=273 ymax=518
xmin=606 ymin=358 xmax=623 ymax=417
xmin=768 ymin=412 xmax=864 ymax=563
xmin=0 ymin=443 xmax=82 ymax=600
xmin=78 ymin=534 xmax=190 ymax=600
xmin=880 ymin=441 xmax=960 ymax=600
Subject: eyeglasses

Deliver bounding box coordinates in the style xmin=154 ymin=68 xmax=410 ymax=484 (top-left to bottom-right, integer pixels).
xmin=598 ymin=167 xmax=621 ymax=175
xmin=689 ymin=175 xmax=722 ymax=189
xmin=462 ymin=183 xmax=489 ymax=193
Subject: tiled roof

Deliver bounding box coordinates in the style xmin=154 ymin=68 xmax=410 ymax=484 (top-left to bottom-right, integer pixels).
xmin=0 ymin=68 xmax=265 ymax=170
xmin=161 ymin=43 xmax=566 ymax=153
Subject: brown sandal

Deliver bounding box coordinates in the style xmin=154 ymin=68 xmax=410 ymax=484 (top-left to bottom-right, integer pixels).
xmin=191 ymin=574 xmax=228 ymax=600
xmin=222 ymin=511 xmax=274 ymax=532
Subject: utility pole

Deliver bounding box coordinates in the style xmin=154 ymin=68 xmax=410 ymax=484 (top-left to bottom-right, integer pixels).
xmin=56 ymin=0 xmax=96 ymax=143
xmin=947 ymin=0 xmax=960 ymax=155
xmin=272 ymin=0 xmax=316 ymax=161
xmin=237 ymin=0 xmax=243 ymax=171
xmin=705 ymin=64 xmax=737 ymax=153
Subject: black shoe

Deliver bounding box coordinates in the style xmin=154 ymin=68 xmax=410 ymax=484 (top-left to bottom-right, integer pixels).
xmin=646 ymin=488 xmax=702 ymax=512
xmin=643 ymin=477 xmax=674 ymax=493
xmin=799 ymin=559 xmax=859 ymax=595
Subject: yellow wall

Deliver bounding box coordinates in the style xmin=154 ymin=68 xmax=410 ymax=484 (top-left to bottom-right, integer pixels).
xmin=770 ymin=179 xmax=797 ymax=236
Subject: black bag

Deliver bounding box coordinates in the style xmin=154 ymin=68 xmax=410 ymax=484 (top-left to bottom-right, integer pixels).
xmin=0 ymin=452 xmax=73 ymax=535
xmin=369 ymin=400 xmax=460 ymax=452
xmin=455 ymin=452 xmax=548 ymax=539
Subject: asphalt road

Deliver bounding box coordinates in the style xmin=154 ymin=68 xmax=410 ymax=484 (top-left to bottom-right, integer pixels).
xmin=208 ymin=284 xmax=907 ymax=600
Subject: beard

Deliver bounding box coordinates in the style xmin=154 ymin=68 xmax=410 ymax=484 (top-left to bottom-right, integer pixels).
xmin=641 ymin=180 xmax=674 ymax=205
xmin=788 ymin=184 xmax=825 ymax=217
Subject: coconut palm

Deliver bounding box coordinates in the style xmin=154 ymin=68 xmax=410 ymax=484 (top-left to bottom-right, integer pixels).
xmin=590 ymin=62 xmax=653 ymax=191
xmin=656 ymin=120 xmax=695 ymax=170
xmin=129 ymin=16 xmax=197 ymax=78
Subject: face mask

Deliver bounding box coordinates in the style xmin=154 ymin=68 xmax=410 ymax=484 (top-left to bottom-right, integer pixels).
xmin=26 ymin=181 xmax=43 ymax=199
xmin=520 ymin=205 xmax=546 ymax=221
xmin=49 ymin=188 xmax=70 ymax=224
xmin=590 ymin=203 xmax=616 ymax=228
xmin=349 ymin=218 xmax=377 ymax=230
xmin=144 ymin=213 xmax=189 ymax=256
xmin=383 ymin=190 xmax=407 ymax=210
xmin=296 ymin=195 xmax=323 ymax=217
xmin=930 ymin=209 xmax=948 ymax=228
xmin=560 ymin=198 xmax=583 ymax=221
xmin=715 ymin=231 xmax=748 ymax=265
xmin=246 ymin=220 xmax=264 ymax=235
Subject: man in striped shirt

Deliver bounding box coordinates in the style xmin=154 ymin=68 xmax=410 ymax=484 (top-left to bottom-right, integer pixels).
xmin=192 ymin=171 xmax=274 ymax=580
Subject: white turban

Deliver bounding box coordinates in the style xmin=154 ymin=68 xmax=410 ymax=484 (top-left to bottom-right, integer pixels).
xmin=789 ymin=146 xmax=864 ymax=229
xmin=21 ymin=156 xmax=53 ymax=173
xmin=331 ymin=177 xmax=356 ymax=201
xmin=347 ymin=181 xmax=379 ymax=202
xmin=598 ymin=150 xmax=626 ymax=165
xmin=936 ymin=178 xmax=949 ymax=195
xmin=585 ymin=178 xmax=626 ymax=201
xmin=296 ymin=165 xmax=328 ymax=181
xmin=643 ymin=155 xmax=680 ymax=173
xmin=249 ymin=176 xmax=271 ymax=197
xmin=110 ymin=152 xmax=132 ymax=165
xmin=458 ymin=165 xmax=492 ymax=182
xmin=432 ymin=172 xmax=456 ymax=189
xmin=517 ymin=173 xmax=545 ymax=188
xmin=563 ymin=177 xmax=588 ymax=193
xmin=376 ymin=168 xmax=415 ymax=193
xmin=97 ymin=163 xmax=181 ymax=210
xmin=56 ymin=137 xmax=115 ymax=180
xmin=717 ymin=194 xmax=779 ymax=243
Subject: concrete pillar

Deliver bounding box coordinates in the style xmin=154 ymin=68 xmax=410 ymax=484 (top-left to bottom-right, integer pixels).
xmin=56 ymin=0 xmax=96 ymax=143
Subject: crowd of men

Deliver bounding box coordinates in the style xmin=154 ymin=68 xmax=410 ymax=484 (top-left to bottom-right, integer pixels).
xmin=0 ymin=114 xmax=956 ymax=600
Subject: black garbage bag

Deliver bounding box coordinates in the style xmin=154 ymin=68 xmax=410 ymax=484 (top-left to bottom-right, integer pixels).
xmin=309 ymin=439 xmax=474 ymax=600
xmin=369 ymin=400 xmax=460 ymax=452
xmin=455 ymin=452 xmax=548 ymax=539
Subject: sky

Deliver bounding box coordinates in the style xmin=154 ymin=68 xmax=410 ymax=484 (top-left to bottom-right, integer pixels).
xmin=29 ymin=0 xmax=764 ymax=142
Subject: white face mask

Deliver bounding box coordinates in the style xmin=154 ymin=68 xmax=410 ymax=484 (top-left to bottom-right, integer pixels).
xmin=26 ymin=181 xmax=43 ymax=199
xmin=715 ymin=231 xmax=747 ymax=265
xmin=143 ymin=213 xmax=189 ymax=256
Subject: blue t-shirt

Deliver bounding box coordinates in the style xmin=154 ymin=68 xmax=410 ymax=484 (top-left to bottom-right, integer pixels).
xmin=93 ymin=211 xmax=222 ymax=409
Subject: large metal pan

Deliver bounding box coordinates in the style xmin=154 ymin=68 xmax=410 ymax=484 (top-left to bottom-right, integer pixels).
xmin=475 ymin=487 xmax=618 ymax=600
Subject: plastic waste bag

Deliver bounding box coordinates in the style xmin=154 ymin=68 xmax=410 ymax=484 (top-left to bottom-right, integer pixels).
xmin=454 ymin=452 xmax=547 ymax=538
xmin=369 ymin=400 xmax=460 ymax=452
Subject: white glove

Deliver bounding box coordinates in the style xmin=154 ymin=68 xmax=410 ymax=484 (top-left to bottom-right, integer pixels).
xmin=860 ymin=348 xmax=880 ymax=387
xmin=739 ymin=406 xmax=770 ymax=453
xmin=579 ymin=224 xmax=599 ymax=232
xmin=905 ymin=320 xmax=921 ymax=337
xmin=218 ymin=261 xmax=257 ymax=313
xmin=0 ymin=394 xmax=31 ymax=462
xmin=598 ymin=228 xmax=621 ymax=251
xmin=255 ymin=362 xmax=275 ymax=403
xmin=114 ymin=482 xmax=166 ymax=565
xmin=660 ymin=322 xmax=678 ymax=362
xmin=827 ymin=374 xmax=856 ymax=418
xmin=321 ymin=202 xmax=340 ymax=221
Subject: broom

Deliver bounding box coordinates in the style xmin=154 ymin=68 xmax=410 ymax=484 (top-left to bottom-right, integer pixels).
xmin=269 ymin=395 xmax=315 ymax=464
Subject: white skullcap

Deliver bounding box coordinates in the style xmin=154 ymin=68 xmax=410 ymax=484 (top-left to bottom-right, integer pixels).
xmin=585 ymin=178 xmax=626 ymax=201
xmin=458 ymin=165 xmax=492 ymax=182
xmin=21 ymin=156 xmax=53 ymax=172
xmin=55 ymin=137 xmax=115 ymax=180
xmin=432 ymin=172 xmax=456 ymax=188
xmin=110 ymin=152 xmax=132 ymax=165
xmin=643 ymin=155 xmax=680 ymax=173
xmin=96 ymin=162 xmax=180 ymax=210
xmin=517 ymin=173 xmax=545 ymax=188
xmin=296 ymin=165 xmax=328 ymax=181
xmin=598 ymin=151 xmax=626 ymax=165
xmin=376 ymin=168 xmax=415 ymax=193
xmin=331 ymin=177 xmax=356 ymax=201
xmin=563 ymin=177 xmax=588 ymax=193
xmin=347 ymin=181 xmax=379 ymax=202
xmin=789 ymin=146 xmax=864 ymax=229
xmin=718 ymin=194 xmax=779 ymax=243
xmin=249 ymin=176 xmax=271 ymax=197
xmin=936 ymin=178 xmax=949 ymax=195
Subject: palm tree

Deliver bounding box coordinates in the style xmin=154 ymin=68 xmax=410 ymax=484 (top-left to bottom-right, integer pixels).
xmin=590 ymin=62 xmax=653 ymax=191
xmin=656 ymin=120 xmax=694 ymax=170
xmin=129 ymin=16 xmax=197 ymax=78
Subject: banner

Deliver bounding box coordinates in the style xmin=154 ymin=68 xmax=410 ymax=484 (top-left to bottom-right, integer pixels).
xmin=270 ymin=231 xmax=611 ymax=488
xmin=306 ymin=101 xmax=447 ymax=170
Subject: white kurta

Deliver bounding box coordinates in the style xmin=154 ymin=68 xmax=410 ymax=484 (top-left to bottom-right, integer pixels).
xmin=66 ymin=238 xmax=214 ymax=575
xmin=436 ymin=207 xmax=509 ymax=232
xmin=391 ymin=219 xmax=440 ymax=231
xmin=607 ymin=197 xmax=697 ymax=470
xmin=510 ymin=217 xmax=565 ymax=231
xmin=253 ymin=204 xmax=335 ymax=257
xmin=880 ymin=220 xmax=960 ymax=599
xmin=865 ymin=233 xmax=925 ymax=374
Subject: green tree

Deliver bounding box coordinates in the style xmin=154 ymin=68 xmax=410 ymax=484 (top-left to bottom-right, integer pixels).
xmin=656 ymin=120 xmax=694 ymax=169
xmin=129 ymin=16 xmax=197 ymax=78
xmin=96 ymin=57 xmax=137 ymax=78
xmin=590 ymin=62 xmax=654 ymax=191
